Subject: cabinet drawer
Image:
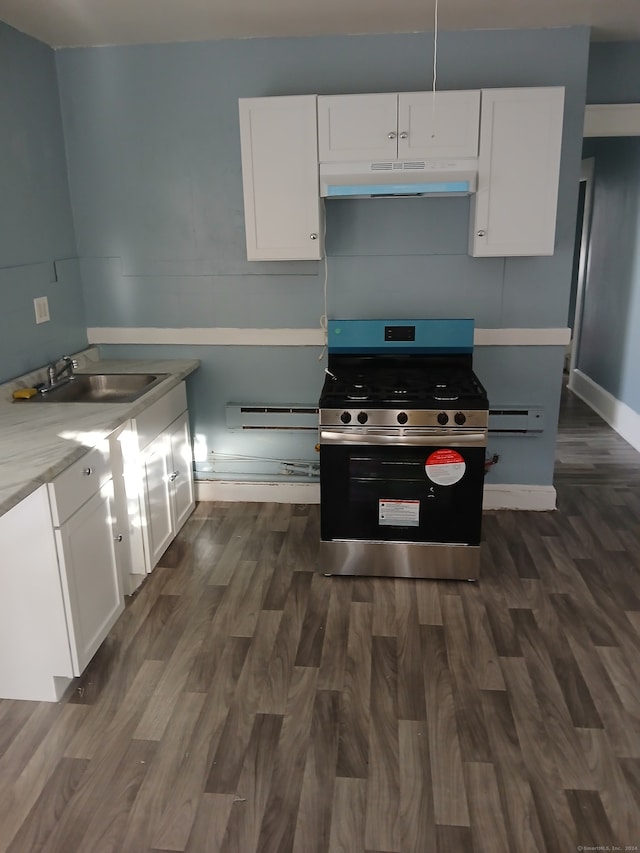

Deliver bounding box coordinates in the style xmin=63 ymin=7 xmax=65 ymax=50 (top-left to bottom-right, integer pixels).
xmin=134 ymin=382 xmax=187 ymax=451
xmin=48 ymin=443 xmax=112 ymax=526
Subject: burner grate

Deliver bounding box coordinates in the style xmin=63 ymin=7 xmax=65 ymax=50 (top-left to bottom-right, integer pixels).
xmin=319 ymin=360 xmax=488 ymax=411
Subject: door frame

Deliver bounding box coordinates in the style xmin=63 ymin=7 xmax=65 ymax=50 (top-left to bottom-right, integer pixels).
xmin=567 ymin=157 xmax=594 ymax=380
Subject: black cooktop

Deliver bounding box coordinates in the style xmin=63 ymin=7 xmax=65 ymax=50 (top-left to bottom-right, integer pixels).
xmin=320 ymin=355 xmax=488 ymax=411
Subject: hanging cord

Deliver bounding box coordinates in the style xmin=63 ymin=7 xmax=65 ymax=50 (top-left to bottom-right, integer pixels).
xmin=318 ymin=198 xmax=329 ymax=362
xmin=316 ymin=201 xmax=329 ymax=453
xmin=431 ymin=0 xmax=438 ymax=137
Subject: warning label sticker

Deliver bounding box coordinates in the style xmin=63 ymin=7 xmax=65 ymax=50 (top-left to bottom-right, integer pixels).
xmin=425 ymin=449 xmax=466 ymax=486
xmin=379 ymin=499 xmax=420 ymax=527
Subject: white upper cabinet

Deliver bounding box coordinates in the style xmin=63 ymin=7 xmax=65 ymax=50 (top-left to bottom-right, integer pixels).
xmin=470 ymin=87 xmax=565 ymax=257
xmin=239 ymin=95 xmax=323 ymax=261
xmin=399 ymin=91 xmax=480 ymax=159
xmin=239 ymin=87 xmax=565 ymax=261
xmin=318 ymin=91 xmax=480 ymax=162
xmin=318 ymin=93 xmax=398 ymax=161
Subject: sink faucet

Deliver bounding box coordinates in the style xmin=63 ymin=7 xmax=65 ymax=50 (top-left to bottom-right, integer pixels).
xmin=47 ymin=356 xmax=76 ymax=388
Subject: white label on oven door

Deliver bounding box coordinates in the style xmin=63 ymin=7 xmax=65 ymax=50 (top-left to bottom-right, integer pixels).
xmin=379 ymin=499 xmax=420 ymax=527
xmin=425 ymin=449 xmax=466 ymax=486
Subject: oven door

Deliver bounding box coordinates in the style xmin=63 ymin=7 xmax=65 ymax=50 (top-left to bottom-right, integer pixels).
xmin=320 ymin=428 xmax=486 ymax=546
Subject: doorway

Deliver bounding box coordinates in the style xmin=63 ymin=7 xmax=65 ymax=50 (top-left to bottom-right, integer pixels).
xmin=566 ymin=157 xmax=594 ymax=384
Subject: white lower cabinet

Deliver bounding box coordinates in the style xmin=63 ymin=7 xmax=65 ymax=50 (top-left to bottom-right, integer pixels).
xmin=108 ymin=383 xmax=195 ymax=591
xmin=0 ymin=445 xmax=125 ymax=702
xmin=133 ymin=383 xmax=195 ymax=576
xmin=109 ymin=420 xmax=147 ymax=596
xmin=142 ymin=410 xmax=195 ymax=568
xmin=169 ymin=411 xmax=196 ymax=532
xmin=47 ymin=441 xmax=124 ymax=679
xmin=140 ymin=410 xmax=194 ymax=569
xmin=0 ymin=379 xmax=195 ymax=700
xmin=141 ymin=430 xmax=175 ymax=569
xmin=53 ymin=479 xmax=124 ymax=675
xmin=0 ymin=487 xmax=74 ymax=702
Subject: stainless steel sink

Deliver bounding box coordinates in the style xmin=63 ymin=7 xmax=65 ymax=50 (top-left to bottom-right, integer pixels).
xmin=27 ymin=373 xmax=169 ymax=403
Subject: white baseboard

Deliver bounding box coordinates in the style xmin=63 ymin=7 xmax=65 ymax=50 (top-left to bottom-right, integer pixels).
xmin=568 ymin=368 xmax=640 ymax=453
xmin=196 ymin=480 xmax=556 ymax=510
xmin=196 ymin=480 xmax=321 ymax=503
xmin=482 ymin=484 xmax=556 ymax=511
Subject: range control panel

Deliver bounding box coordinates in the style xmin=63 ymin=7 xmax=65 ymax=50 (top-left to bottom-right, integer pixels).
xmin=328 ymin=318 xmax=474 ymax=355
xmin=320 ymin=408 xmax=489 ymax=430
xmin=384 ymin=325 xmax=415 ymax=342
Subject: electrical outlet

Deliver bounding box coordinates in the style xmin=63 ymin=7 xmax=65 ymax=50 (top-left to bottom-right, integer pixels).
xmin=34 ymin=296 xmax=50 ymax=324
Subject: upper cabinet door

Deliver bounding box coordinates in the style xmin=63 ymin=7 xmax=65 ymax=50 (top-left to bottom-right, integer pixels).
xmin=318 ymin=93 xmax=399 ymax=162
xmin=397 ymin=91 xmax=480 ymax=159
xmin=470 ymin=87 xmax=565 ymax=257
xmin=239 ymin=95 xmax=322 ymax=261
xmin=318 ymin=91 xmax=480 ymax=162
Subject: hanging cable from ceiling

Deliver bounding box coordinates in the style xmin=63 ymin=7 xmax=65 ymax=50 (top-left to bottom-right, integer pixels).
xmin=431 ymin=0 xmax=439 ymax=137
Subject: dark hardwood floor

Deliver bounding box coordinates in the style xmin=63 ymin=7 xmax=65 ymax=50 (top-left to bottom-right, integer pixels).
xmin=1 ymin=385 xmax=639 ymax=852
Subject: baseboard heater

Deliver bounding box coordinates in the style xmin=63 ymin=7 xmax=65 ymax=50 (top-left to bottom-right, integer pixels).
xmin=226 ymin=404 xmax=319 ymax=431
xmin=489 ymin=406 xmax=544 ymax=434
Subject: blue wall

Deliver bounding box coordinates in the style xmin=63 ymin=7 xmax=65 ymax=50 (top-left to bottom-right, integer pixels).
xmin=587 ymin=42 xmax=640 ymax=103
xmin=580 ymin=41 xmax=640 ymax=416
xmin=0 ymin=23 xmax=86 ymax=382
xmin=54 ymin=27 xmax=590 ymax=485
xmin=579 ymin=139 xmax=640 ymax=413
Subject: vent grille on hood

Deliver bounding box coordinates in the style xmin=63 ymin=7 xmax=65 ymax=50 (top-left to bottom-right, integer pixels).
xmin=320 ymin=158 xmax=478 ymax=198
xmin=370 ymin=161 xmax=427 ymax=171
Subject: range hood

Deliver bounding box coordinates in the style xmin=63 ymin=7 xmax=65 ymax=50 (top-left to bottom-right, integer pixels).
xmin=320 ymin=159 xmax=478 ymax=198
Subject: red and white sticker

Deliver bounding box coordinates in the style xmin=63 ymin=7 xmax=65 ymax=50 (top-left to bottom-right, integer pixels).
xmin=425 ymin=449 xmax=466 ymax=486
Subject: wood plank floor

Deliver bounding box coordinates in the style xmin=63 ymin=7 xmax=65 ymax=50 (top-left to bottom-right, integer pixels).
xmin=1 ymin=386 xmax=640 ymax=852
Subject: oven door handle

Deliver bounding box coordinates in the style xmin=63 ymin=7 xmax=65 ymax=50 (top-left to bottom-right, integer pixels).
xmin=320 ymin=430 xmax=487 ymax=448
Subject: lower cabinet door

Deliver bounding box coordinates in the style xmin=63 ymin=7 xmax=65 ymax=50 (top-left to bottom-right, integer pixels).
xmin=142 ymin=432 xmax=174 ymax=568
xmin=169 ymin=412 xmax=195 ymax=533
xmin=55 ymin=480 xmax=124 ymax=675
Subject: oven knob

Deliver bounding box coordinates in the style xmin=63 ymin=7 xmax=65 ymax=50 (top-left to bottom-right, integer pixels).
xmin=437 ymin=412 xmax=449 ymax=425
xmin=454 ymin=412 xmax=467 ymax=425
xmin=340 ymin=411 xmax=352 ymax=424
xmin=357 ymin=411 xmax=368 ymax=424
xmin=397 ymin=412 xmax=408 ymax=425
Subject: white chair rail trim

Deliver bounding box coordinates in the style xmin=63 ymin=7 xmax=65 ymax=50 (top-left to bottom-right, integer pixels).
xmin=87 ymin=327 xmax=570 ymax=347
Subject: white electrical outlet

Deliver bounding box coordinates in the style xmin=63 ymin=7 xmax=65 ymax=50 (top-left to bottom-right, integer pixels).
xmin=34 ymin=296 xmax=50 ymax=324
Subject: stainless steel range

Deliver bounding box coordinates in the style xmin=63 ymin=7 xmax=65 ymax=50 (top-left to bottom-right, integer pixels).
xmin=318 ymin=319 xmax=489 ymax=580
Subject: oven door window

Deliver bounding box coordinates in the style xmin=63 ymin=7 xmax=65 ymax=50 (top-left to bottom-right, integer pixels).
xmin=320 ymin=444 xmax=484 ymax=545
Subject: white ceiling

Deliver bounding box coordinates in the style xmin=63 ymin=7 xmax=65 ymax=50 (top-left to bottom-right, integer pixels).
xmin=0 ymin=0 xmax=639 ymax=48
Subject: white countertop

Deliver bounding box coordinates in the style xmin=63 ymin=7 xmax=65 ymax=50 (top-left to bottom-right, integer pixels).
xmin=0 ymin=349 xmax=200 ymax=517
